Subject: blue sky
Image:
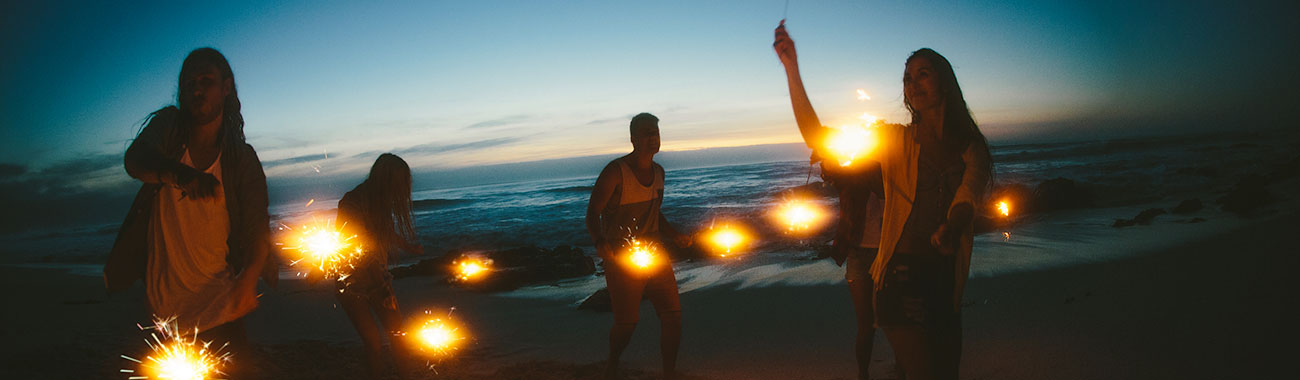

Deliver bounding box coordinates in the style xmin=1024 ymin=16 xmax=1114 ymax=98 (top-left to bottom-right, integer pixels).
xmin=1 ymin=0 xmax=1296 ymax=230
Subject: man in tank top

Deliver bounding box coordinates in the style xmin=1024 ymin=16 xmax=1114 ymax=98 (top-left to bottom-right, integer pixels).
xmin=586 ymin=112 xmax=693 ymax=380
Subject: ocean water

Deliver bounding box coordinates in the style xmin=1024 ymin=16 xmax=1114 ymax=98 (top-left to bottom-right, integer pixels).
xmin=6 ymin=131 xmax=1297 ymax=300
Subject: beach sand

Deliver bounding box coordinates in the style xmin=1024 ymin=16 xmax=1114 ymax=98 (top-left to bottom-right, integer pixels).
xmin=5 ymin=188 xmax=1294 ymax=377
xmin=3 ymin=207 xmax=1296 ymax=379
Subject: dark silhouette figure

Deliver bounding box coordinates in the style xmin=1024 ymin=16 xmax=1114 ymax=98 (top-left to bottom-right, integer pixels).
xmin=776 ymin=22 xmax=993 ymax=380
xmin=106 ymin=47 xmax=275 ymax=376
xmin=586 ymin=113 xmax=693 ymax=380
xmin=334 ymin=153 xmax=424 ymax=378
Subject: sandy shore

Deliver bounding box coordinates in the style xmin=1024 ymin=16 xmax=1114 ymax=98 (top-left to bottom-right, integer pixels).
xmin=3 ymin=209 xmax=1297 ymax=379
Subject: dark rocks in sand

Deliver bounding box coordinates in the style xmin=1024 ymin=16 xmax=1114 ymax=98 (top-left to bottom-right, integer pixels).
xmin=389 ymin=257 xmax=446 ymax=279
xmin=1171 ymin=198 xmax=1203 ymax=214
xmin=390 ymin=245 xmax=597 ymax=292
xmin=578 ymin=288 xmax=612 ymax=312
xmin=1112 ymin=208 xmax=1166 ymax=228
xmin=1032 ymin=177 xmax=1093 ymax=212
xmin=1216 ymin=174 xmax=1274 ymax=216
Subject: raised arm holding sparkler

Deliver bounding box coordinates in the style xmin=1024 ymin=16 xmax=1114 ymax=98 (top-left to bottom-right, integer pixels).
xmin=584 ymin=112 xmax=686 ymax=380
xmin=775 ymin=21 xmax=994 ymax=379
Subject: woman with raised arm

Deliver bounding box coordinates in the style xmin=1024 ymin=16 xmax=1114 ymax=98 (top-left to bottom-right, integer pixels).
xmin=774 ymin=22 xmax=993 ymax=380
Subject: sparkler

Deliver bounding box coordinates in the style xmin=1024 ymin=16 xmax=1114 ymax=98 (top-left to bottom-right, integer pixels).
xmin=998 ymin=200 xmax=1011 ymax=217
xmin=625 ymin=237 xmax=660 ymax=271
xmin=121 ymin=316 xmax=230 ymax=380
xmin=774 ymin=195 xmax=827 ymax=235
xmin=704 ymin=222 xmax=751 ymax=257
xmin=857 ymin=89 xmax=871 ymax=101
xmin=281 ymin=218 xmax=365 ymax=281
xmin=824 ymin=124 xmax=880 ymax=167
xmin=407 ymin=309 xmax=467 ymax=358
xmin=452 ymin=255 xmax=492 ymax=282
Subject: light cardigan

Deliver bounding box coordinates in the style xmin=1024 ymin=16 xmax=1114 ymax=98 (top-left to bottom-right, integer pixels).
xmin=835 ymin=123 xmax=991 ymax=311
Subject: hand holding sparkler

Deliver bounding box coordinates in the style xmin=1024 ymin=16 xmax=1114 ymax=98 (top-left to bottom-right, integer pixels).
xmin=703 ymin=222 xmax=752 ymax=258
xmin=773 ymin=20 xmax=798 ymax=68
xmin=121 ymin=316 xmax=231 ymax=380
xmin=281 ymin=219 xmax=365 ymax=282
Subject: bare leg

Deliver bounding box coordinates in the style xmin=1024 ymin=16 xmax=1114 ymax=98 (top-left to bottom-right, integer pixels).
xmin=372 ymin=297 xmax=411 ymax=376
xmin=883 ymin=326 xmax=934 ymax=380
xmin=337 ymin=293 xmax=384 ymax=379
xmin=657 ymin=310 xmax=681 ymax=380
xmin=607 ymin=321 xmax=637 ymax=379
xmin=849 ymin=278 xmax=875 ymax=380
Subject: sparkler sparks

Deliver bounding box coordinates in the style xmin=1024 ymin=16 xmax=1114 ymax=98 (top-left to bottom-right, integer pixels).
xmin=625 ymin=237 xmax=659 ymax=270
xmin=857 ymin=89 xmax=871 ymax=101
xmin=452 ymin=255 xmax=492 ymax=282
xmin=704 ymin=222 xmax=751 ymax=257
xmin=998 ymin=201 xmax=1011 ymax=217
xmin=774 ymin=196 xmax=827 ymax=235
xmin=824 ymin=124 xmax=880 ymax=167
xmin=281 ymin=219 xmax=365 ymax=281
xmin=121 ymin=317 xmax=230 ymax=380
xmin=407 ymin=309 xmax=467 ymax=358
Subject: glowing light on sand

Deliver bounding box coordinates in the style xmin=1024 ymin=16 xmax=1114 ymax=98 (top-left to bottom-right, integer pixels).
xmin=775 ymin=196 xmax=827 ymax=235
xmin=282 ymin=219 xmax=364 ymax=281
xmin=705 ymin=223 xmax=751 ymax=257
xmin=121 ymin=317 xmax=229 ymax=380
xmin=1003 ymin=231 xmax=1011 ymax=242
xmin=453 ymin=256 xmax=492 ymax=282
xmin=998 ymin=201 xmax=1011 ymax=217
xmin=824 ymin=124 xmax=879 ymax=167
xmin=857 ymin=89 xmax=871 ymax=101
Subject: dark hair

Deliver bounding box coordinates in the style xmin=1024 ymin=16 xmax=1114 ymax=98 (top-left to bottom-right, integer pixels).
xmin=904 ymin=48 xmax=994 ymax=184
xmin=360 ymin=153 xmax=416 ymax=253
xmin=178 ymin=47 xmax=245 ymax=143
xmin=629 ymin=112 xmax=659 ymax=136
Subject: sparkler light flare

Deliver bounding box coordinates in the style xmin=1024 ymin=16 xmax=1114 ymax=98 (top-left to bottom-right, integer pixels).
xmin=121 ymin=317 xmax=230 ymax=380
xmin=282 ymin=219 xmax=364 ymax=280
xmin=857 ymin=89 xmax=871 ymax=101
xmin=824 ymin=124 xmax=879 ymax=167
xmin=452 ymin=255 xmax=492 ymax=282
xmin=625 ymin=238 xmax=659 ymax=270
xmin=704 ymin=223 xmax=751 ymax=257
xmin=775 ymin=196 xmax=827 ymax=235
xmin=408 ymin=309 xmax=467 ymax=358
xmin=998 ymin=201 xmax=1011 ymax=217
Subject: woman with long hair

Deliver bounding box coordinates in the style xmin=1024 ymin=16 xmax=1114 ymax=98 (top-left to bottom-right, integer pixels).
xmin=108 ymin=47 xmax=273 ymax=376
xmin=334 ymin=153 xmax=424 ymax=378
xmin=775 ymin=23 xmax=993 ymax=380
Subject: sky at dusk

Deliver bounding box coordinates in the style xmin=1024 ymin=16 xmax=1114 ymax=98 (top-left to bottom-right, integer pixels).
xmin=1 ymin=0 xmax=1297 ymax=231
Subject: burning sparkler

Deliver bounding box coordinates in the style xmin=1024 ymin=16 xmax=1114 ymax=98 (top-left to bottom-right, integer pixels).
xmin=998 ymin=200 xmax=1011 ymax=217
xmin=281 ymin=218 xmax=365 ymax=281
xmin=774 ymin=195 xmax=828 ymax=235
xmin=824 ymin=124 xmax=880 ymax=167
xmin=625 ymin=237 xmax=660 ymax=271
xmin=704 ymin=222 xmax=751 ymax=257
xmin=121 ymin=316 xmax=230 ymax=380
xmin=452 ymin=255 xmax=492 ymax=282
xmin=407 ymin=309 xmax=467 ymax=358
xmin=857 ymin=88 xmax=871 ymax=101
